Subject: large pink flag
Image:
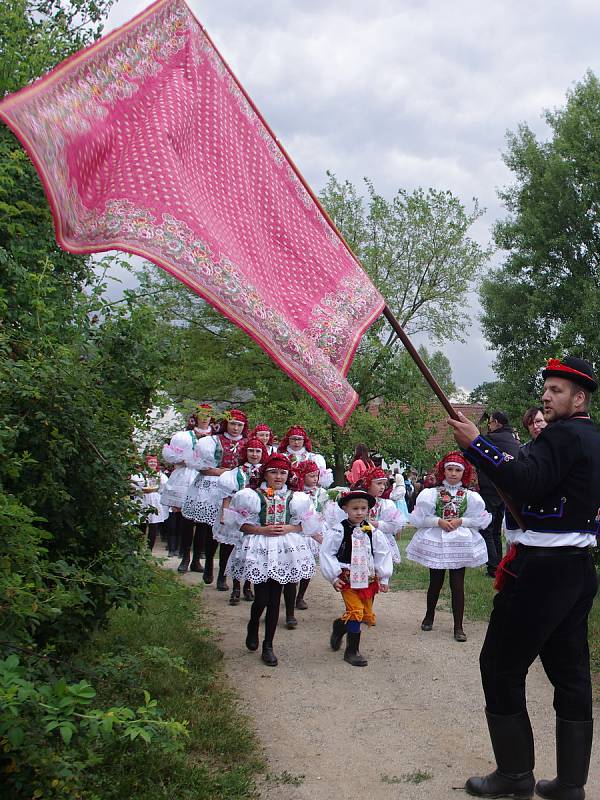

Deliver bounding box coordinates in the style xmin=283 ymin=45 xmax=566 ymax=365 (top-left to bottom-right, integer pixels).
xmin=0 ymin=0 xmax=384 ymax=425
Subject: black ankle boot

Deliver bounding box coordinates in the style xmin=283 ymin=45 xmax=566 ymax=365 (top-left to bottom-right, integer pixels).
xmin=242 ymin=582 xmax=254 ymax=601
xmin=245 ymin=620 xmax=259 ymax=651
xmin=216 ymin=575 xmax=228 ymax=591
xmin=261 ymin=642 xmax=278 ymax=666
xmin=465 ymin=710 xmax=535 ymax=798
xmin=203 ymin=561 xmax=214 ymax=585
xmin=189 ymin=559 xmax=203 ymax=572
xmin=177 ymin=555 xmax=190 ymax=573
xmin=330 ymin=618 xmax=347 ymax=651
xmin=229 ymin=588 xmax=240 ymax=605
xmin=535 ymin=718 xmax=593 ymax=800
xmin=344 ymin=631 xmax=368 ymax=666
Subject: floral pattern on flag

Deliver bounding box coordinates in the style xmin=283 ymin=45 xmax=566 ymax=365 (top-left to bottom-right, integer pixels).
xmin=0 ymin=0 xmax=384 ymax=425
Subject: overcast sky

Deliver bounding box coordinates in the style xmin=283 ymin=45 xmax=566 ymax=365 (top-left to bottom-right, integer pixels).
xmin=102 ymin=0 xmax=600 ymax=390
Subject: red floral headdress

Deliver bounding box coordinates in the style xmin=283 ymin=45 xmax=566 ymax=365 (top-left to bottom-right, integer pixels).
xmin=195 ymin=402 xmax=213 ymax=416
xmin=352 ymin=466 xmax=386 ymax=491
xmin=250 ymin=423 xmax=274 ymax=445
xmin=278 ymin=425 xmax=312 ymax=453
xmin=434 ymin=451 xmax=473 ymax=486
xmin=239 ymin=437 xmax=269 ymax=465
xmin=290 ymin=459 xmax=320 ymax=491
xmin=259 ymin=453 xmax=293 ymax=484
xmin=216 ymin=408 xmax=249 ymax=437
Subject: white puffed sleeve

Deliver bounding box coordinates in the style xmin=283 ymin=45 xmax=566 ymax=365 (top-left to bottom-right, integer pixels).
xmin=373 ymin=498 xmax=406 ymax=536
xmin=312 ymin=452 xmax=334 ymax=488
xmin=390 ymin=483 xmax=406 ymax=502
xmin=372 ymin=529 xmax=394 ymax=584
xmin=461 ymin=490 xmax=492 ymax=530
xmin=215 ymin=467 xmax=241 ymax=501
xmin=194 ymin=435 xmax=218 ymax=471
xmin=289 ymin=492 xmax=321 ymax=536
xmin=409 ymin=488 xmax=440 ymax=529
xmin=162 ymin=430 xmax=193 ymax=466
xmin=222 ymin=488 xmax=260 ymax=533
xmin=319 ymin=521 xmax=345 ymax=584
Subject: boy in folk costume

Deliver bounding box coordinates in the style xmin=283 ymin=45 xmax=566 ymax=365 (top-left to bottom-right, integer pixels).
xmin=225 ymin=453 xmax=319 ymax=666
xmin=278 ymin=425 xmax=333 ymax=488
xmin=180 ymin=409 xmax=248 ymax=581
xmin=406 ymin=451 xmax=490 ymax=641
xmin=321 ymin=490 xmax=393 ymax=667
xmin=161 ymin=404 xmax=214 ymax=558
xmin=352 ymin=466 xmax=406 ymax=565
xmin=290 ymin=460 xmax=327 ymax=611
xmin=249 ymin=423 xmax=276 ymax=455
xmin=215 ymin=436 xmax=268 ymax=604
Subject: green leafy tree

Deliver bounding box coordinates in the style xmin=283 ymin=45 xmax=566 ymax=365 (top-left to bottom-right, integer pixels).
xmin=480 ymin=71 xmax=600 ymax=415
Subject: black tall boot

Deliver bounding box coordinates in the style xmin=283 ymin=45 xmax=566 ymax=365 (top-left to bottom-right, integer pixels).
xmin=330 ymin=618 xmax=347 ymax=651
xmin=535 ymin=718 xmax=593 ymax=800
xmin=465 ymin=709 xmax=535 ymax=799
xmin=344 ymin=631 xmax=368 ymax=667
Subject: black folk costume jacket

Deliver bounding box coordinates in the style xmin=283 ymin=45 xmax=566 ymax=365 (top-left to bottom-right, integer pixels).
xmin=464 ymin=414 xmax=600 ymax=536
xmin=476 ymin=426 xmax=521 ymax=511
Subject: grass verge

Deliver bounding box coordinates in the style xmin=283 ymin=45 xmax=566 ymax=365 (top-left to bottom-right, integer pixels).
xmin=78 ymin=567 xmax=264 ymax=800
xmin=392 ymin=528 xmax=600 ymax=679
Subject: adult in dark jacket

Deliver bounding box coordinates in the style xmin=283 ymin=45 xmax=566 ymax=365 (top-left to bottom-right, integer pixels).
xmin=449 ymin=355 xmax=599 ymax=800
xmin=476 ymin=411 xmax=520 ymax=577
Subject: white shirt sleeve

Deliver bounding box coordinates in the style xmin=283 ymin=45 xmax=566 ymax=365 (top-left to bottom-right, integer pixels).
xmin=461 ymin=490 xmax=493 ymax=530
xmin=372 ymin=528 xmax=394 ymax=584
xmin=215 ymin=467 xmax=240 ymax=500
xmin=320 ymin=521 xmax=345 ymax=583
xmin=409 ymin=488 xmax=440 ymax=529
xmin=312 ymin=452 xmax=334 ymax=488
xmin=374 ymin=498 xmax=406 ymax=536
xmin=195 ymin=435 xmax=218 ymax=471
xmin=289 ymin=492 xmax=321 ymax=535
xmin=222 ymin=488 xmax=261 ymax=531
xmin=161 ymin=430 xmax=192 ymax=466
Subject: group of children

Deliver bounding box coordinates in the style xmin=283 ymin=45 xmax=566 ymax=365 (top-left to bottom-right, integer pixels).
xmin=135 ymin=403 xmax=492 ymax=668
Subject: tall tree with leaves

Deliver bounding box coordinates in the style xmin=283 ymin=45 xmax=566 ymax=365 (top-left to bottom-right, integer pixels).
xmin=480 ymin=71 xmax=600 ymax=417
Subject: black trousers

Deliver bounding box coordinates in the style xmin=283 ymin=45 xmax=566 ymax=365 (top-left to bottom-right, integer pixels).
xmin=480 ymin=545 xmax=598 ymax=721
xmin=480 ymin=506 xmax=504 ymax=574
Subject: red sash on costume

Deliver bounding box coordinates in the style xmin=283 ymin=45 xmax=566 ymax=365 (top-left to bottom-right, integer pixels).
xmin=340 ymin=568 xmax=380 ymax=600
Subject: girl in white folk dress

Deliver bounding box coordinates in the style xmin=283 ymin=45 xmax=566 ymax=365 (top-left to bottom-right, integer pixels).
xmin=161 ymin=405 xmax=214 ymax=557
xmin=291 ymin=460 xmax=327 ymax=611
xmin=406 ymin=451 xmax=491 ymax=642
xmin=278 ymin=425 xmax=333 ymax=488
xmin=352 ymin=466 xmax=406 ymax=566
xmin=131 ymin=454 xmax=169 ymax=551
xmin=214 ymin=436 xmax=268 ymax=604
xmin=180 ymin=410 xmax=248 ymax=579
xmin=225 ymin=453 xmax=319 ymax=667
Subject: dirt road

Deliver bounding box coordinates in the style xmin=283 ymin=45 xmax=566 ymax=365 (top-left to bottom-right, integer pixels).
xmin=164 ymin=552 xmax=599 ymax=800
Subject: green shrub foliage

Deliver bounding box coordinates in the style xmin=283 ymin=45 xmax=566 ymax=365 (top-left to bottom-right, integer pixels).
xmin=0 ymin=1 xmax=182 ymax=795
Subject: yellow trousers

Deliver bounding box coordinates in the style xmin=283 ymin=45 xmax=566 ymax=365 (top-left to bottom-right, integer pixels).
xmin=341 ymin=587 xmax=376 ymax=627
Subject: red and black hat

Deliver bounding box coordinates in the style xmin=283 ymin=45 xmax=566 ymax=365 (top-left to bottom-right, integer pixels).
xmin=542 ymin=357 xmax=597 ymax=393
xmin=338 ymin=489 xmax=376 ymax=509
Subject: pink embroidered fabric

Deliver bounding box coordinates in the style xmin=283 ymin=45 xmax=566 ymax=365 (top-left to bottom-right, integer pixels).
xmin=0 ymin=0 xmax=383 ymax=426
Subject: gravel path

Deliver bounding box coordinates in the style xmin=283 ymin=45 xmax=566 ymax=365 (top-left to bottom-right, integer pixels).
xmin=162 ymin=550 xmax=599 ymax=800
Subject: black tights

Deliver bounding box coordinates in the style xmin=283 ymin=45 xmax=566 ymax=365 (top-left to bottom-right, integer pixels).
xmin=296 ymin=578 xmax=310 ymax=600
xmin=218 ymin=543 xmax=234 ymax=580
xmin=283 ymin=583 xmax=297 ymax=618
xmin=250 ymin=579 xmax=283 ymax=646
xmin=424 ymin=568 xmax=465 ymax=631
xmin=180 ymin=518 xmax=210 ymax=563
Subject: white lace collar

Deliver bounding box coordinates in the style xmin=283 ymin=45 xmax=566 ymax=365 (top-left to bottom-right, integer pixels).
xmin=442 ymin=479 xmax=463 ymax=493
xmin=223 ymin=431 xmax=243 ymax=442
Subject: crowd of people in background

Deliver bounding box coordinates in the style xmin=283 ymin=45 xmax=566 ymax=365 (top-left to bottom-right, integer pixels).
xmin=130 ymin=403 xmax=540 ymax=666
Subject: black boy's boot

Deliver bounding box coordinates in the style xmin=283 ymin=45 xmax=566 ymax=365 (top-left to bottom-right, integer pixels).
xmin=535 ymin=718 xmax=593 ymax=800
xmin=330 ymin=618 xmax=347 ymax=651
xmin=465 ymin=709 xmax=535 ymax=799
xmin=343 ymin=631 xmax=368 ymax=667
xmin=261 ymin=641 xmax=278 ymax=666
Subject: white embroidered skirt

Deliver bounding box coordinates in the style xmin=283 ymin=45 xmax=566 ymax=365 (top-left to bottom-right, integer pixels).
xmin=227 ymin=532 xmax=316 ymax=584
xmin=182 ymin=475 xmax=221 ymax=524
xmin=406 ymin=526 xmax=488 ymax=570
